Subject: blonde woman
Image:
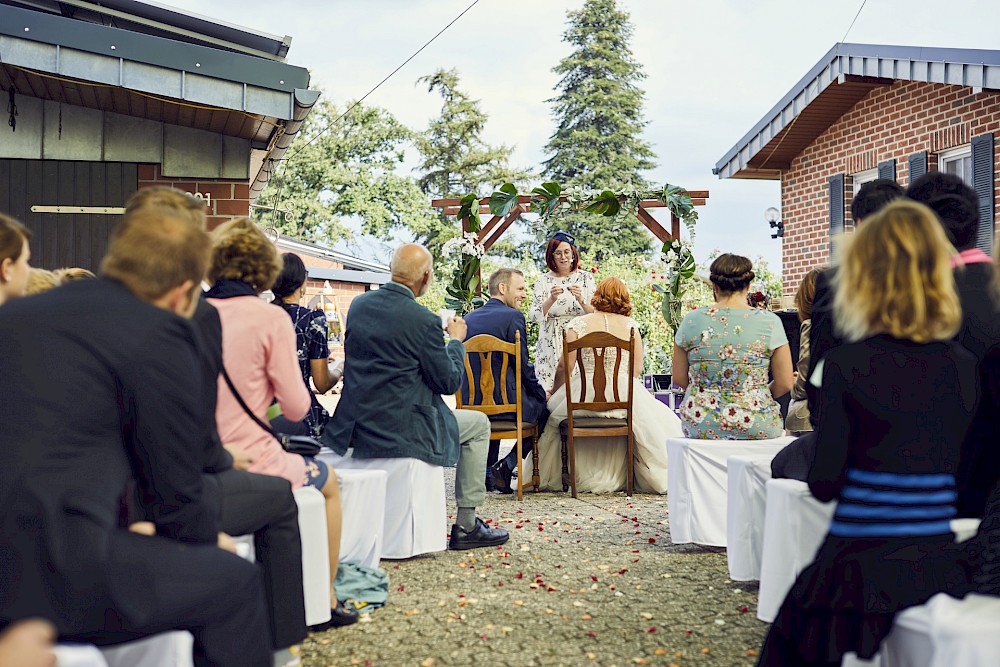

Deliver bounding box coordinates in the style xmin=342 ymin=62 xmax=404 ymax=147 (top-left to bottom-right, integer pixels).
xmin=758 ymin=200 xmax=978 ymax=666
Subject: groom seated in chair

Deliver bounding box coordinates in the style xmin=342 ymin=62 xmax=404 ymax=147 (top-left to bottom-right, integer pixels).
xmin=463 ymin=268 xmax=549 ymax=494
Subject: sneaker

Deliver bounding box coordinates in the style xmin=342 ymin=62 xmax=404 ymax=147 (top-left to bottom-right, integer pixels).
xmin=449 ymin=518 xmax=510 ymax=550
xmin=308 ymin=600 xmax=359 ymax=632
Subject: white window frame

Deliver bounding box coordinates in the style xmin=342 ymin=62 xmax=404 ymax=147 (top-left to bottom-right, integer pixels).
xmin=939 ymin=145 xmax=973 ymax=186
xmin=852 ymin=168 xmax=878 ymax=190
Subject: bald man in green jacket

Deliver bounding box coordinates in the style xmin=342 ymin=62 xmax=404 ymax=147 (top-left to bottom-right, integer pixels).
xmin=323 ymin=244 xmax=509 ymax=551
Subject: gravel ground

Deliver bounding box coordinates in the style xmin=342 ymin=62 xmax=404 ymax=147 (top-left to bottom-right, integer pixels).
xmin=303 ymin=463 xmax=768 ymax=667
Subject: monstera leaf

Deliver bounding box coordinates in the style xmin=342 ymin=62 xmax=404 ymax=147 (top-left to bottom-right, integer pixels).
xmin=456 ymin=193 xmax=482 ymax=230
xmin=530 ymin=182 xmax=562 ymax=219
xmin=584 ymin=190 xmax=621 ymax=217
xmin=489 ymin=183 xmax=521 ymax=218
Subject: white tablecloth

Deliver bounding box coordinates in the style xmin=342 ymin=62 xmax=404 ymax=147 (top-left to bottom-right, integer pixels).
xmin=667 ymin=437 xmax=793 ymax=547
xmin=293 ymin=486 xmax=332 ymax=627
xmin=55 ymin=644 xmax=109 ymax=667
xmin=101 ymin=633 xmax=194 ymax=667
xmin=726 ymin=454 xmax=776 ymax=581
xmin=757 ymin=478 xmax=835 ymax=622
xmin=319 ymin=449 xmax=446 ymax=559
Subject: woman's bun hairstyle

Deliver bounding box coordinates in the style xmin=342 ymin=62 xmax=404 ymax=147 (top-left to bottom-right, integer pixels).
xmin=709 ymin=253 xmax=755 ymax=293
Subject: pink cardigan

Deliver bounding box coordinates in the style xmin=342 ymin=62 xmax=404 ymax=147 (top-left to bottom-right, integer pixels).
xmin=211 ymin=296 xmax=312 ymax=488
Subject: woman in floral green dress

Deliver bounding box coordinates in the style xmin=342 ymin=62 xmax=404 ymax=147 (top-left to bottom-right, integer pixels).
xmin=673 ymin=254 xmax=794 ymax=439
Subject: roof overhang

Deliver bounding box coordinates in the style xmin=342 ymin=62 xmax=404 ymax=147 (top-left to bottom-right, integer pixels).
xmin=277 ymin=235 xmax=391 ymax=274
xmin=0 ymin=2 xmax=319 ymax=195
xmin=714 ymin=43 xmax=1000 ymax=180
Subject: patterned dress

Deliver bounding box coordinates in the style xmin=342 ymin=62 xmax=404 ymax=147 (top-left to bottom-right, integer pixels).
xmin=276 ymin=301 xmax=331 ymax=435
xmin=674 ymin=306 xmax=788 ymax=439
xmin=529 ymin=270 xmax=597 ymax=392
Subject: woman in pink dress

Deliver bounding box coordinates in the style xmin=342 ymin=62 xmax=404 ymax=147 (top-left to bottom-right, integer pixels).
xmin=206 ymin=218 xmax=356 ymax=629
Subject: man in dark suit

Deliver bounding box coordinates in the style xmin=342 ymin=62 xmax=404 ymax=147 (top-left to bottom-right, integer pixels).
xmin=773 ymin=179 xmax=903 ymax=480
xmin=324 ymin=244 xmax=509 ymax=550
xmin=462 ymin=268 xmax=549 ymax=494
xmin=909 ymin=172 xmax=1000 ymax=517
xmin=0 ymin=209 xmax=270 ymax=666
xmin=125 ymin=187 xmax=313 ymax=643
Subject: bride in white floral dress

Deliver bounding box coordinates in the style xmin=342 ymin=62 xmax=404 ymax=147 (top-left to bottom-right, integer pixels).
xmin=533 ymin=278 xmax=682 ymax=494
xmin=529 ymin=232 xmax=596 ymax=392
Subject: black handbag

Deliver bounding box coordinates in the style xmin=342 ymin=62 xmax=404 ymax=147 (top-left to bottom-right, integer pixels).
xmin=219 ymin=366 xmax=322 ymax=458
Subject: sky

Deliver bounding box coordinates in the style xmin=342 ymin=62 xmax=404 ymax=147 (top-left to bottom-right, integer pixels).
xmin=164 ymin=0 xmax=999 ymax=275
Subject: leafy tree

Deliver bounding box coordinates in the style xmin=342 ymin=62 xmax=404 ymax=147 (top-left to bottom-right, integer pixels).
xmin=414 ymin=69 xmax=533 ymax=255
xmin=538 ymin=0 xmax=657 ymax=258
xmin=254 ymin=98 xmax=437 ymax=246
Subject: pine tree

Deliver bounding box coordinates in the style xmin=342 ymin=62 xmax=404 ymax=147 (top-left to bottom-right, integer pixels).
xmin=414 ymin=69 xmax=532 ymax=255
xmin=540 ymin=0 xmax=656 ymax=258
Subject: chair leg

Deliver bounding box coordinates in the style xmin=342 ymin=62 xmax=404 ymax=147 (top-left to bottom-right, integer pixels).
xmin=516 ymin=435 xmax=523 ymax=501
xmin=560 ymin=433 xmax=570 ymax=492
xmin=530 ymin=436 xmax=540 ymax=493
xmin=626 ymin=431 xmax=634 ymax=497
xmin=568 ymin=432 xmax=577 ymax=499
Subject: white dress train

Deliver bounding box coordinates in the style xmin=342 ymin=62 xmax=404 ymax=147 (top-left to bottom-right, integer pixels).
xmin=534 ymin=315 xmax=682 ymax=494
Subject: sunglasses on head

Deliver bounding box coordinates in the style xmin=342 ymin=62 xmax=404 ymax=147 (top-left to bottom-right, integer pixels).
xmin=551 ymin=231 xmax=575 ymax=246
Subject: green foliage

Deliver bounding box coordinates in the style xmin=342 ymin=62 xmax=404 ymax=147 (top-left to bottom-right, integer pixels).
xmin=415 ymin=69 xmax=533 ymax=256
xmin=539 ymin=0 xmax=657 ymax=258
xmin=254 ymin=98 xmax=436 ymax=246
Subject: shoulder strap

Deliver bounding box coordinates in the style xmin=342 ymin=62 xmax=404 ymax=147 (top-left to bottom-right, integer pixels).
xmin=219 ymin=365 xmax=279 ymax=440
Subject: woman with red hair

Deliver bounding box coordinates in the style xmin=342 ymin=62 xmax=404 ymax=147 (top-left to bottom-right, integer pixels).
xmin=531 ymin=277 xmax=682 ymax=493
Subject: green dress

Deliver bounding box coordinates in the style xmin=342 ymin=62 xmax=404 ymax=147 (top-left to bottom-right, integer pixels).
xmin=674 ymin=306 xmax=788 ymax=440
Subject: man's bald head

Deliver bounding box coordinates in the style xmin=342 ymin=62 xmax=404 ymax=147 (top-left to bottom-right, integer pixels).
xmin=390 ymin=244 xmax=434 ymax=296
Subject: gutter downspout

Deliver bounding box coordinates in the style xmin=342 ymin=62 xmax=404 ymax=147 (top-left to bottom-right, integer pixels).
xmin=249 ymin=87 xmax=321 ymax=202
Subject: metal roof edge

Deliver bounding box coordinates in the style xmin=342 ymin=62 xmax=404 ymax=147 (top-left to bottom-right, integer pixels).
xmin=713 ymin=42 xmax=1000 ymax=179
xmin=305 ymin=267 xmax=391 ymax=285
xmin=276 ymin=234 xmax=390 ymax=273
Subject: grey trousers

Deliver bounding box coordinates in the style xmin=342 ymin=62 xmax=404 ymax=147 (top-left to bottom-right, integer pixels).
xmin=454 ymin=409 xmax=490 ymax=509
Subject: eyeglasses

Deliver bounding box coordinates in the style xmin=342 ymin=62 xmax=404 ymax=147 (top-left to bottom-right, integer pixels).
xmin=550 ymin=231 xmax=575 ymax=246
xmin=553 ymin=249 xmax=574 ymax=258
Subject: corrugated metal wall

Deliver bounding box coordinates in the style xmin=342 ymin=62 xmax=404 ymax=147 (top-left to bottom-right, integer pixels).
xmin=0 ymin=159 xmax=137 ymax=271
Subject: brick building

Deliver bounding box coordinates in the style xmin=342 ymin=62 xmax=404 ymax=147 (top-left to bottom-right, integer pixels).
xmin=715 ymin=43 xmax=1000 ymax=296
xmin=0 ymin=0 xmax=318 ymax=267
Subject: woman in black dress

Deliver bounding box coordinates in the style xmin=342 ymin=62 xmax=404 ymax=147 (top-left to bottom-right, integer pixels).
xmin=758 ymin=199 xmax=979 ymax=665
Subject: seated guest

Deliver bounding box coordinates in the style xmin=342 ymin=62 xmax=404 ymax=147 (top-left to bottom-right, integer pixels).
xmin=784 ymin=268 xmax=822 ymax=434
xmin=25 ymin=268 xmax=58 ymax=296
xmin=0 ymin=209 xmax=271 ymax=666
xmin=124 ymin=188 xmax=309 ymax=657
xmin=0 ymin=620 xmax=55 ymax=667
xmin=532 ymin=277 xmax=682 ymax=494
xmin=462 ymin=268 xmax=549 ymax=494
xmin=206 ymin=218 xmax=356 ymax=629
xmin=673 ymin=254 xmax=793 ymax=440
xmin=757 ymin=200 xmax=979 ymax=666
xmin=807 ymin=179 xmax=903 ymax=424
xmin=323 ymin=244 xmax=509 ymax=550
xmin=0 ymin=214 xmax=31 ymax=305
xmin=908 ymin=172 xmax=1000 ymax=517
xmin=270 ymin=252 xmax=342 ymax=437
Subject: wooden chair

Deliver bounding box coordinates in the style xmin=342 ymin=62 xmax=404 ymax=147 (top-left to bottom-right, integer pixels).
xmin=558 ymin=328 xmax=636 ymax=498
xmin=455 ymin=331 xmax=540 ymax=500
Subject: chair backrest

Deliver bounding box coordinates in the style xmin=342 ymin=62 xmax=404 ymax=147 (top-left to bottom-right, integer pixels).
xmin=455 ymin=332 xmax=523 ymax=419
xmin=562 ymin=328 xmax=635 ymax=415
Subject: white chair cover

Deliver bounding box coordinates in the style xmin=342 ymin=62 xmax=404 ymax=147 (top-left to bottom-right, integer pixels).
xmin=884 ymin=592 xmax=1000 ymax=667
xmin=292 ymin=486 xmax=332 ymax=627
xmin=335 ymin=468 xmax=387 ymax=568
xmin=726 ymin=454 xmax=776 ymax=581
xmin=667 ymin=437 xmax=793 ymax=547
xmin=54 ymin=644 xmax=109 ymax=667
xmin=318 ymin=449 xmax=446 ymax=559
xmin=756 ymin=478 xmax=835 ymax=622
xmin=101 ymin=633 xmax=194 ymax=667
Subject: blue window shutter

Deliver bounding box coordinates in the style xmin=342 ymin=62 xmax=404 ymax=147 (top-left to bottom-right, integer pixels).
xmin=829 ymin=174 xmax=845 ymax=260
xmin=878 ymin=159 xmax=897 ymax=182
xmin=972 ymin=133 xmax=995 ymax=255
xmin=908 ymin=152 xmax=928 ymax=182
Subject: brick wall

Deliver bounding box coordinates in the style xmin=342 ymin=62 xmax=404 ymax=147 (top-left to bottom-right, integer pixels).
xmin=301 ymin=277 xmax=370 ymax=360
xmin=780 ymin=81 xmax=1000 ymax=296
xmin=137 ymin=163 xmax=251 ymax=230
